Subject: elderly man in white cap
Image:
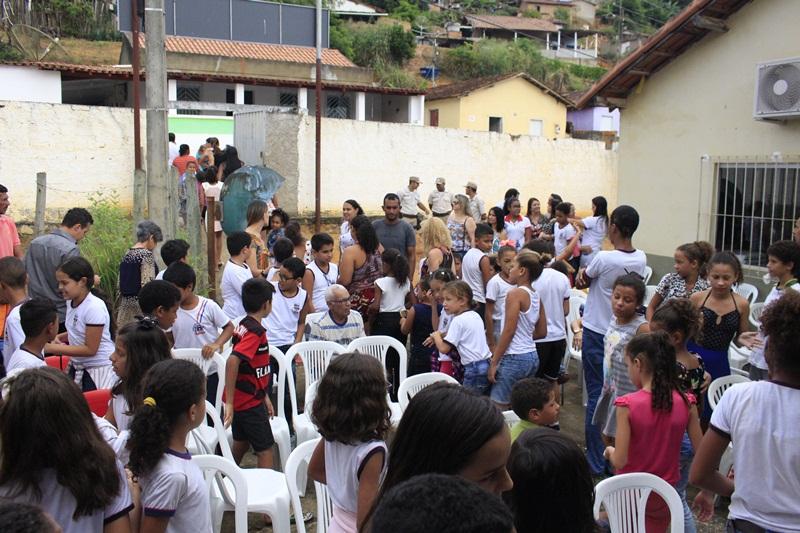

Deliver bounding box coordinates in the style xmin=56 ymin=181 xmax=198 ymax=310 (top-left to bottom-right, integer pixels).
xmin=398 ymin=176 xmax=430 ymax=230
xmin=304 ymin=284 xmax=365 ymax=347
xmin=428 ymin=177 xmax=454 ymax=221
xmin=464 ymin=180 xmax=486 ymax=222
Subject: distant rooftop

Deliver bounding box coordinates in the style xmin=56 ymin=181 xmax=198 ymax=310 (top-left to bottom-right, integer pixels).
xmin=464 ymin=14 xmax=560 ymax=33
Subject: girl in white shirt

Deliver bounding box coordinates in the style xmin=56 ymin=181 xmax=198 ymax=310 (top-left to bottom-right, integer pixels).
xmin=45 ymin=257 xmax=116 ymax=391
xmin=488 ymin=251 xmax=548 ymax=408
xmin=572 ymin=196 xmax=609 ymax=268
xmin=308 ymin=353 xmax=391 ymax=533
xmin=484 ymin=246 xmax=517 ymax=349
xmin=0 ymin=367 xmax=133 ymax=533
xmin=372 ymin=249 xmax=411 ymax=399
xmin=128 ymin=359 xmax=212 ymax=533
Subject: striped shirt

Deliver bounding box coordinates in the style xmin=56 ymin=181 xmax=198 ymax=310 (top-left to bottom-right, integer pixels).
xmin=304 ymin=311 xmax=365 ymax=347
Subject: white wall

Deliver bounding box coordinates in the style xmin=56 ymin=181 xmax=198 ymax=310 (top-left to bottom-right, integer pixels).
xmin=0 ymin=101 xmax=139 ymax=221
xmin=261 ymin=114 xmax=618 ymax=216
xmin=0 ymin=66 xmax=62 ymax=103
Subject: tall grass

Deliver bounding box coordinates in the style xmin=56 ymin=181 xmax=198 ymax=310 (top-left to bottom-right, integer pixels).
xmin=80 ymin=191 xmax=133 ymax=309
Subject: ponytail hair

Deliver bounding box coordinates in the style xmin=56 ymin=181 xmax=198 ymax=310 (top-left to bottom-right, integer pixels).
xmin=442 ymin=280 xmax=473 ymax=308
xmin=112 ymin=317 xmax=173 ymax=416
xmin=57 ymin=256 xmax=116 ymax=340
xmin=515 ymin=250 xmax=548 ymax=282
xmin=677 ymin=241 xmax=714 ymax=277
xmin=381 ymin=248 xmax=410 ymax=286
xmin=127 ymin=359 xmax=205 ymax=478
xmin=651 ymin=298 xmax=702 ymax=341
xmin=707 ymin=251 xmax=743 ymax=284
xmin=626 ymin=331 xmax=685 ymax=412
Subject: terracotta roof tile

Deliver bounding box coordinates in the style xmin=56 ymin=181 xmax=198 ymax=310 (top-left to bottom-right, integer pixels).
xmin=465 ymin=15 xmax=559 ymax=32
xmin=136 ymin=34 xmax=355 ymax=68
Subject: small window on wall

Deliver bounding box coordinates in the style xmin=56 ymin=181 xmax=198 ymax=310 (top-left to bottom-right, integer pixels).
xmin=529 ymin=119 xmax=543 ymax=137
xmin=176 ymin=85 xmax=200 ymax=115
xmin=326 ymin=95 xmax=350 ymax=119
xmin=429 ymin=109 xmax=439 ymax=127
xmin=225 ymin=89 xmax=254 ymax=116
xmin=489 ymin=116 xmax=503 ymax=133
xmin=280 ymin=93 xmax=298 ymax=107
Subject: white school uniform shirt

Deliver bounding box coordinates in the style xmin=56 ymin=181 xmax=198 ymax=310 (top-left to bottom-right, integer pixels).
xmin=531 ymin=268 xmax=571 ymax=342
xmin=375 ymin=276 xmax=410 ymax=312
xmin=265 ymin=284 xmax=307 ymax=346
xmin=581 ymin=216 xmax=607 ymax=254
xmin=503 ymin=215 xmax=532 ymax=248
xmin=221 ymin=260 xmax=253 ymax=320
xmin=173 ymin=296 xmax=230 ymax=375
xmin=553 ymin=222 xmax=577 ymax=257
xmin=582 ymin=249 xmax=647 ymax=335
xmin=155 ymin=270 xmax=165 ymax=280
xmin=1 ymin=300 xmax=25 ymax=369
xmin=444 ymin=310 xmax=491 ymax=364
xmin=0 ymin=461 xmax=133 ymax=533
xmin=139 ymin=450 xmax=213 ymax=533
xmin=462 ymin=248 xmax=488 ymax=303
xmin=505 ymin=287 xmax=540 ymax=355
xmin=710 ymin=381 xmax=800 ymax=531
xmin=94 ymin=413 xmax=130 ymax=463
xmin=325 ymin=440 xmax=387 ymax=514
xmin=437 ymin=308 xmax=453 ymax=362
xmin=66 ymin=292 xmax=115 ymax=369
xmin=307 ymin=261 xmax=339 ymax=313
xmin=6 ymin=346 xmax=46 ymax=373
xmin=486 ymin=274 xmax=514 ymax=322
xmin=749 ymin=281 xmax=800 ymax=370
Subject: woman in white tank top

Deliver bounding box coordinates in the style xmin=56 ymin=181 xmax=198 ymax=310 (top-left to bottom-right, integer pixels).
xmin=488 ymin=252 xmax=549 ymax=407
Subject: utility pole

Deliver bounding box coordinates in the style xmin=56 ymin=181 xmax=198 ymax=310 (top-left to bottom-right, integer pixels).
xmin=314 ymin=0 xmax=322 ymax=233
xmin=144 ymin=0 xmax=172 ymax=238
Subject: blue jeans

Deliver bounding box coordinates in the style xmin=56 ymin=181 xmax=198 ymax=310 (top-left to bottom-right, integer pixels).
xmin=490 ymin=352 xmax=538 ymax=404
xmin=463 ymin=359 xmax=491 ymax=396
xmin=582 ymin=328 xmax=606 ymax=475
xmin=677 ymin=433 xmax=697 ymax=533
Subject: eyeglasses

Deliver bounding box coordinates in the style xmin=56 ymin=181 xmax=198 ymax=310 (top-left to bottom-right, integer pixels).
xmin=328 ymin=298 xmax=350 ymax=304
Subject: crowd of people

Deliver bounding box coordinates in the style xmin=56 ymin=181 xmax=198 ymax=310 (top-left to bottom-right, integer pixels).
xmin=0 ymin=172 xmax=798 ymax=533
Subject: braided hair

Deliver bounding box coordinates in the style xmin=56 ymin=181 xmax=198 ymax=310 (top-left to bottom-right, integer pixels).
xmin=626 ymin=331 xmax=687 ymax=411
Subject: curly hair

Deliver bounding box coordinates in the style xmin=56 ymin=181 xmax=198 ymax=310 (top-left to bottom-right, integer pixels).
xmin=651 ymin=298 xmax=702 ymax=341
xmin=127 ymin=359 xmax=205 ymax=477
xmin=111 ymin=318 xmax=173 ymax=417
xmin=0 ymin=501 xmax=59 ymax=532
xmin=766 ymin=240 xmax=800 ymax=278
xmin=760 ymin=290 xmax=800 ymax=376
xmin=420 ymin=217 xmax=452 ymax=251
xmin=626 ymin=331 xmax=686 ymax=412
xmin=612 ymin=273 xmax=646 ymax=306
xmin=0 ymin=368 xmax=120 ymax=519
xmin=677 ymin=241 xmax=714 ymax=277
xmin=310 ymin=353 xmax=391 ymax=444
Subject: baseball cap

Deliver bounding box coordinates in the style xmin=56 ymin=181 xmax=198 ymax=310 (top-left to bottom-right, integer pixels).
xmin=409 ymin=176 xmax=421 ymax=183
xmin=465 ymin=181 xmax=477 ymax=190
xmin=435 ymin=177 xmax=446 ymax=185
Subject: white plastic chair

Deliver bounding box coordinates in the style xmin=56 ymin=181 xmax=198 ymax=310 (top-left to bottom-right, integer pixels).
xmin=727 ymin=343 xmax=751 ymax=372
xmin=397 ymin=372 xmax=459 ymax=412
xmin=347 ymin=336 xmax=409 ymax=387
xmin=285 ymin=341 xmax=346 ymax=391
xmin=593 ymin=472 xmax=684 ymax=533
xmin=268 ymin=346 xmax=295 ymax=471
xmin=196 ymin=401 xmax=292 ymax=533
xmin=748 ymin=301 xmax=765 ymax=329
xmin=734 ymin=283 xmax=758 ymax=305
xmin=643 ymin=285 xmax=658 ymax=307
xmin=642 ymin=266 xmax=653 ymax=285
xmin=194 ymin=454 xmax=248 ymax=533
xmin=708 ymin=374 xmax=750 ymax=411
xmin=285 ymin=438 xmax=334 ymax=533
xmin=502 ymin=409 xmax=520 ymax=429
xmin=171 ymin=348 xmax=226 ymax=412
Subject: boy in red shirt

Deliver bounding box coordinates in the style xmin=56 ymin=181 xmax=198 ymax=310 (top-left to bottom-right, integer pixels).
xmin=224 ymin=277 xmax=275 ymax=469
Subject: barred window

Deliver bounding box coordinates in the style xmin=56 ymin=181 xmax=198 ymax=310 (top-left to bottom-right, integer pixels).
xmin=176 ymin=86 xmax=200 ymax=115
xmin=280 ymin=92 xmax=298 ymax=106
xmin=326 ymin=95 xmax=350 ymax=119
xmin=713 ymin=161 xmax=800 ymax=268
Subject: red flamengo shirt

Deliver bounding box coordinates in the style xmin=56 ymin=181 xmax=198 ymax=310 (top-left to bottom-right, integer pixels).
xmin=230 ymin=316 xmax=271 ymax=411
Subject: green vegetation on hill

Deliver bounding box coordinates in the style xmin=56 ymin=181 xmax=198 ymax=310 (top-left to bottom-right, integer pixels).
xmin=597 ymin=0 xmax=692 ymax=34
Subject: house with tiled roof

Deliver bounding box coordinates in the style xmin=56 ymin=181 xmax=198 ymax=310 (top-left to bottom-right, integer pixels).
xmin=425 ymin=72 xmax=571 ymax=137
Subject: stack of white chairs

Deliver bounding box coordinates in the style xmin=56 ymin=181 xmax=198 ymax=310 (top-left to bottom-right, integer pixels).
xmin=566 ymin=289 xmax=587 ymax=407
xmin=708 ymin=374 xmax=750 ymax=411
xmin=347 ymin=336 xmax=408 ymax=425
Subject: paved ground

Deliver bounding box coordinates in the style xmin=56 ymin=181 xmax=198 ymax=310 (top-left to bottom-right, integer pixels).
xmin=221 ymin=360 xmax=728 ymax=532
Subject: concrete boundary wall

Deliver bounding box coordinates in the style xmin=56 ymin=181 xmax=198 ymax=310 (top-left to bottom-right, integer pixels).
xmin=262 ymin=114 xmax=618 ymax=217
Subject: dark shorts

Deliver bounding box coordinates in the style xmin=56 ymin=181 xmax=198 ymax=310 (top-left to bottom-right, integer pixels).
xmin=535 ymin=339 xmax=567 ymax=381
xmin=232 ymin=403 xmax=274 ymax=452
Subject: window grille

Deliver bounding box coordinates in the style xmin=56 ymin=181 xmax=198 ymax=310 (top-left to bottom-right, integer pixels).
xmin=280 ymin=93 xmax=298 ymax=106
xmin=176 ymin=86 xmax=200 ymax=115
xmin=713 ymin=159 xmax=800 ymax=267
xmin=326 ymin=95 xmax=350 ymax=119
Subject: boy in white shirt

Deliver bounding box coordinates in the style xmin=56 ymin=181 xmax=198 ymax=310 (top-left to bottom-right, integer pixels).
xmin=302 ymin=233 xmax=339 ymax=313
xmin=164 ymin=262 xmax=234 ymax=406
xmin=6 ymin=298 xmax=58 ymax=374
xmin=461 ymin=224 xmax=494 ymax=319
xmin=221 ymin=231 xmax=254 ymax=320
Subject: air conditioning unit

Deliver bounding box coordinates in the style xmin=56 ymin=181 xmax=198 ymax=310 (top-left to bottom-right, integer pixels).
xmin=754 ymin=57 xmax=800 ymax=120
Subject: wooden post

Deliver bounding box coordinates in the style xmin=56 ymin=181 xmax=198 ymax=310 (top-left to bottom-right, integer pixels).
xmin=206 ymin=197 xmax=217 ymax=301
xmin=133 ymin=168 xmax=147 ymax=221
xmin=34 ymin=172 xmax=46 ymax=236
xmin=184 ymin=174 xmax=206 ymax=294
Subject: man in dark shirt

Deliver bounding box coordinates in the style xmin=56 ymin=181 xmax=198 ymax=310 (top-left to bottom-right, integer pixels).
xmin=372 ymin=193 xmax=416 ymax=273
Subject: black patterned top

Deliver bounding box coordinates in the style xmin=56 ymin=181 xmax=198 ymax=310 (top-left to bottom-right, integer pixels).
xmin=655 ymin=272 xmax=710 ymax=300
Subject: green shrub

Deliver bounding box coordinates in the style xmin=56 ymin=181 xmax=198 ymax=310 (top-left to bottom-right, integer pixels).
xmin=348 ymin=22 xmax=415 ymax=69
xmin=374 ymin=63 xmax=426 ymax=89
xmin=79 ymin=191 xmax=133 ymax=308
xmin=391 ymin=0 xmax=421 ymax=23
xmin=568 ymin=63 xmax=606 ymax=80
xmin=0 ymin=42 xmax=23 ymax=61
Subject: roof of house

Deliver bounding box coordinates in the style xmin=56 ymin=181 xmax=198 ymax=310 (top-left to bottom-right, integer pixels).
xmin=133 ymin=33 xmax=356 ymax=68
xmin=426 ymin=72 xmax=573 ymax=106
xmin=521 ymin=0 xmax=574 ymax=5
xmin=1 ymin=61 xmax=425 ymax=96
xmin=464 ymin=15 xmax=559 ymax=33
xmin=576 ymin=0 xmax=752 ymax=109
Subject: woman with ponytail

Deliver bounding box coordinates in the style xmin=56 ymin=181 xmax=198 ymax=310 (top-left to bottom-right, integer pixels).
xmin=127 ymin=359 xmax=211 ymax=532
xmin=604 ymin=331 xmax=703 ymax=532
xmin=44 ymin=256 xmax=117 ymax=391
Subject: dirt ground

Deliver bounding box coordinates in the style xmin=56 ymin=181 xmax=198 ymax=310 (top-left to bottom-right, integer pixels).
xmin=221 ymin=359 xmax=729 ymax=532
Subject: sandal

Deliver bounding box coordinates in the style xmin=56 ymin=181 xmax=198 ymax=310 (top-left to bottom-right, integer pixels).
xmin=290 ymin=511 xmax=314 ymax=524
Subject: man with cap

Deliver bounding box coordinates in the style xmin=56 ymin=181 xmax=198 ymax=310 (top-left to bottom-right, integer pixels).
xmin=398 ymin=176 xmax=430 ymax=230
xmin=428 ymin=178 xmax=454 ymax=221
xmin=464 ymin=181 xmax=486 ymax=222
